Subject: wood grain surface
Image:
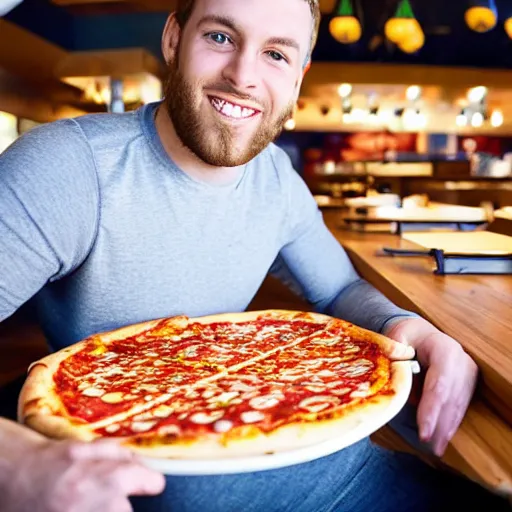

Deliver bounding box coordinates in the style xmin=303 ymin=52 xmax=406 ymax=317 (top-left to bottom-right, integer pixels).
xmin=336 ymin=233 xmax=512 ymax=422
xmin=330 ymin=228 xmax=512 ymax=496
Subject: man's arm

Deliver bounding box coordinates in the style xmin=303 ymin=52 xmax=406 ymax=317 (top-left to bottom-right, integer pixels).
xmin=269 ymin=250 xmax=416 ymax=334
xmin=0 ymin=121 xmax=166 ymax=510
xmin=268 ymin=148 xmax=417 ymax=332
xmin=269 ymin=146 xmax=478 ymax=456
xmin=0 ymin=119 xmax=99 ymax=322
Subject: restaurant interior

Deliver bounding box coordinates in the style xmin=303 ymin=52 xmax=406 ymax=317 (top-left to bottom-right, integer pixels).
xmin=0 ymin=0 xmax=511 ymax=505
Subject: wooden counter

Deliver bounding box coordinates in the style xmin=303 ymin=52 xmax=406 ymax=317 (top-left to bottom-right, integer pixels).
xmin=331 ymin=228 xmax=512 ymax=498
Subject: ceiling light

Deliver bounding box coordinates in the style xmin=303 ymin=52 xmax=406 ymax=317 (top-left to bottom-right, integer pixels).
xmin=324 ymin=160 xmax=336 ymax=174
xmin=403 ymin=107 xmax=417 ymax=123
xmin=284 ymin=118 xmax=296 ymax=130
xmin=416 ymin=112 xmax=427 ymax=128
xmin=467 ymin=86 xmax=487 ymax=104
xmin=471 ymin=112 xmax=484 ymax=127
xmin=351 ymin=108 xmax=367 ymax=123
xmin=490 ymin=110 xmax=503 ymax=127
xmin=378 ymin=109 xmax=393 ymax=123
xmin=338 ymin=83 xmax=353 ymax=98
xmin=456 ymin=113 xmax=468 ymax=127
xmin=406 ymin=85 xmax=421 ymax=102
xmin=403 ymin=108 xmax=427 ymax=129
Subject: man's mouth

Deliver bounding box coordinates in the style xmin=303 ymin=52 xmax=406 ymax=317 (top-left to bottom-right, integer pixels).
xmin=208 ymin=96 xmax=261 ymax=120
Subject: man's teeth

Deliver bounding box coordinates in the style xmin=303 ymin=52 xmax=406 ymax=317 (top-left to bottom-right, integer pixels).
xmin=210 ymin=98 xmax=256 ymax=119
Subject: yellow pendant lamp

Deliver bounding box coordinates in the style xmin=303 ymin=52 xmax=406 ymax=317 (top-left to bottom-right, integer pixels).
xmin=399 ymin=29 xmax=425 ymax=53
xmin=385 ymin=0 xmax=422 ymax=45
xmin=329 ymin=0 xmax=362 ymax=44
xmin=505 ymin=16 xmax=512 ymax=38
xmin=465 ymin=0 xmax=497 ymax=33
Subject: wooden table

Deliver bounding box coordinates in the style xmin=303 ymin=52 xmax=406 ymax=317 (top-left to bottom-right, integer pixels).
xmin=342 ymin=203 xmax=489 ymax=234
xmin=331 ymin=228 xmax=512 ymax=498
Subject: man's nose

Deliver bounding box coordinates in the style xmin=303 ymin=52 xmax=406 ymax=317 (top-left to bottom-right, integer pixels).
xmin=221 ymin=49 xmax=260 ymax=91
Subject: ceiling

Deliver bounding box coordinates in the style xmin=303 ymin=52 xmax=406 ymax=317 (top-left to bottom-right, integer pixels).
xmin=4 ymin=0 xmax=512 ymax=134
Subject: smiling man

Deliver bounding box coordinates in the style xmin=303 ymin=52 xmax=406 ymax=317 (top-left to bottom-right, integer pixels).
xmin=0 ymin=1 xmax=509 ymax=511
xmin=157 ymin=0 xmax=315 ymax=178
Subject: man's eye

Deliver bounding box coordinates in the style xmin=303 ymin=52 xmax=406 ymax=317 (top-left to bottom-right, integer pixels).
xmin=267 ymin=51 xmax=287 ymax=63
xmin=206 ymin=32 xmax=232 ymax=45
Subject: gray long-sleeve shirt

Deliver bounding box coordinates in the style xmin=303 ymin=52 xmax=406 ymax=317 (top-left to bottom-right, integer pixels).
xmin=0 ymin=102 xmax=415 ymax=351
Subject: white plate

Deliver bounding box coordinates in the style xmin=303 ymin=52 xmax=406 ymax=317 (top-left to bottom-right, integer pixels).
xmin=140 ymin=360 xmax=420 ymax=476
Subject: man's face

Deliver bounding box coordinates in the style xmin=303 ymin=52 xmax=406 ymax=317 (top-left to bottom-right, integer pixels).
xmin=163 ymin=0 xmax=312 ymax=167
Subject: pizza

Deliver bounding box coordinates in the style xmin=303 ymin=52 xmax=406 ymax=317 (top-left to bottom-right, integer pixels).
xmin=17 ymin=310 xmax=415 ymax=459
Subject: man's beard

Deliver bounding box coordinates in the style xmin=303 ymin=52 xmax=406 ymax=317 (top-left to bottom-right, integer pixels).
xmin=163 ymin=59 xmax=294 ymax=167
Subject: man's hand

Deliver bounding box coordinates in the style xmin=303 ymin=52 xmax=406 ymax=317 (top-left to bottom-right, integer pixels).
xmin=384 ymin=318 xmax=479 ymax=457
xmin=0 ymin=419 xmax=165 ymax=512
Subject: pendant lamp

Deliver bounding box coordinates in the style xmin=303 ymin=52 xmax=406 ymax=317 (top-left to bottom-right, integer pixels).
xmin=385 ymin=0 xmax=422 ymax=45
xmin=329 ymin=0 xmax=362 ymax=44
xmin=505 ymin=16 xmax=512 ymax=38
xmin=465 ymin=0 xmax=497 ymax=33
xmin=399 ymin=29 xmax=425 ymax=53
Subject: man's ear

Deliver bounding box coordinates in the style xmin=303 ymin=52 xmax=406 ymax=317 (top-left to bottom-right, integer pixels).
xmin=303 ymin=60 xmax=311 ymax=77
xmin=294 ymin=60 xmax=311 ymax=98
xmin=161 ymin=12 xmax=181 ymax=65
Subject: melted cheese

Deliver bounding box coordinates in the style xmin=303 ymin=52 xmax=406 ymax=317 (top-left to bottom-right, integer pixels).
xmin=213 ymin=420 xmax=234 ymax=433
xmin=101 ymin=392 xmax=125 ymax=404
xmin=81 ymin=387 xmax=105 ymax=398
xmin=131 ymin=420 xmax=157 ymax=433
xmin=240 ymin=411 xmax=265 ymax=424
xmin=190 ymin=411 xmax=225 ymax=424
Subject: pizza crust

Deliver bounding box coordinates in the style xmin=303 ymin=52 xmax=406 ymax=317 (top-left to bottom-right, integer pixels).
xmin=340 ymin=322 xmax=416 ymax=361
xmin=92 ymin=316 xmax=187 ymax=344
xmin=18 ymin=341 xmax=92 ymax=424
xmin=191 ymin=309 xmax=331 ymax=325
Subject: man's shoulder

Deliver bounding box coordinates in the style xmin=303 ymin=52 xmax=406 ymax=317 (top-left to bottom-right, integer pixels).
xmin=19 ymin=109 xmax=141 ymax=152
xmin=72 ymin=109 xmax=142 ymax=149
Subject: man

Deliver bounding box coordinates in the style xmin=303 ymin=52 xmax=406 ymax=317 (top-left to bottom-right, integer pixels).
xmin=0 ymin=1 xmax=508 ymax=511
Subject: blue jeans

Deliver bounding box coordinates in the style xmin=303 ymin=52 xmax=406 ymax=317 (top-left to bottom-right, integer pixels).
xmin=130 ymin=436 xmax=508 ymax=512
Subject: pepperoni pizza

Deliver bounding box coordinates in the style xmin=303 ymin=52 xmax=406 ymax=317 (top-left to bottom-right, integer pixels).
xmin=18 ymin=310 xmax=415 ymax=459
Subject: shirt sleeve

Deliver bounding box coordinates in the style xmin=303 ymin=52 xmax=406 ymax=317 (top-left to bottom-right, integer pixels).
xmin=0 ymin=118 xmax=100 ymax=322
xmin=269 ymin=146 xmax=418 ymax=334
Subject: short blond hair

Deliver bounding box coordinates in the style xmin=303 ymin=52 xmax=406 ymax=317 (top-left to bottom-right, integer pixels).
xmin=175 ymin=0 xmax=321 ymax=61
